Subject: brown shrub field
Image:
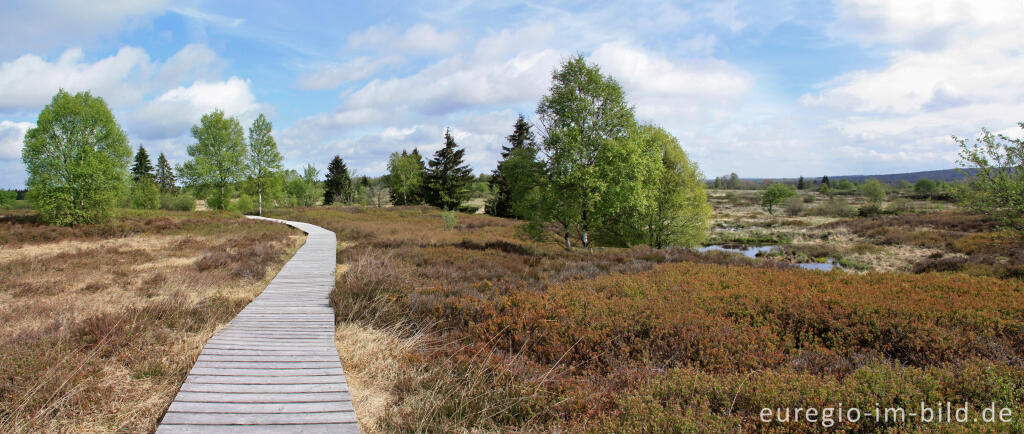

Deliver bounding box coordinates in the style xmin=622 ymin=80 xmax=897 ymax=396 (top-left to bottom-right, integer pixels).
xmin=0 ymin=209 xmax=303 ymax=432
xmin=269 ymin=206 xmax=1024 ymax=432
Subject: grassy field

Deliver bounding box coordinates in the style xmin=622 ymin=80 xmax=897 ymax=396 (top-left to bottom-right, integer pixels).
xmin=267 ymin=205 xmax=1024 ymax=432
xmin=0 ymin=209 xmax=303 ymax=432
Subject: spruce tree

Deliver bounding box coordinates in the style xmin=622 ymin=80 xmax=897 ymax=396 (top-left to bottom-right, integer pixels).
xmin=323 ymin=155 xmax=351 ymax=205
xmin=486 ymin=114 xmax=536 ymax=217
xmin=155 ymin=153 xmax=176 ymax=193
xmin=131 ymin=145 xmax=154 ymax=181
xmin=423 ymin=128 xmax=474 ymax=210
xmin=821 ymin=175 xmax=830 ymax=187
xmin=797 ymin=176 xmax=805 ymax=190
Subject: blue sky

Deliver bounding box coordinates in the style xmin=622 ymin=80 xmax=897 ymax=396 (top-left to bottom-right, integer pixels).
xmin=2 ymin=0 xmax=1024 ymax=188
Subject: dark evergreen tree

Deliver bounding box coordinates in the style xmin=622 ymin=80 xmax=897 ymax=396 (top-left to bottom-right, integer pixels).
xmin=423 ymin=128 xmax=474 ymax=210
xmin=486 ymin=114 xmax=536 ymax=217
xmin=797 ymin=176 xmax=805 ymax=190
xmin=821 ymin=175 xmax=830 ymax=187
xmin=323 ymin=155 xmax=351 ymax=205
xmin=131 ymin=145 xmax=154 ymax=181
xmin=155 ymin=152 xmax=176 ymax=193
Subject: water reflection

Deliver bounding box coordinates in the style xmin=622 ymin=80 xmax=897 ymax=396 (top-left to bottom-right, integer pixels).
xmin=696 ymin=244 xmax=841 ymax=271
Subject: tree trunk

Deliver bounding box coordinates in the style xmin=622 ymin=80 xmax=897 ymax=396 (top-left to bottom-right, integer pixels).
xmin=564 ymin=231 xmax=571 ymax=249
xmin=258 ymin=189 xmax=263 ymax=216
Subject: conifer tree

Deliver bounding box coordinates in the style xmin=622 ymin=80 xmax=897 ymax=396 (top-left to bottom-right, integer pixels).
xmin=131 ymin=145 xmax=154 ymax=181
xmin=155 ymin=152 xmax=176 ymax=193
xmin=423 ymin=128 xmax=474 ymax=210
xmin=797 ymin=176 xmax=805 ymax=190
xmin=323 ymin=155 xmax=351 ymax=205
xmin=486 ymin=114 xmax=537 ymax=217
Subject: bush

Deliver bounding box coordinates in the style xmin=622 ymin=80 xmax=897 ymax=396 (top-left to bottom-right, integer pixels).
xmin=857 ymin=203 xmax=883 ymax=217
xmin=129 ymin=179 xmax=160 ymax=210
xmin=807 ymin=198 xmax=856 ymax=217
xmin=0 ymin=190 xmax=16 ymax=208
xmin=441 ymin=211 xmax=458 ymax=230
xmin=457 ymin=204 xmax=480 ymax=214
xmin=235 ymin=194 xmax=255 ymax=214
xmin=802 ymin=195 xmax=814 ymax=203
xmin=884 ymin=198 xmax=912 ymax=214
xmin=160 ymin=194 xmax=196 ymax=211
xmin=782 ymin=196 xmax=804 ymax=216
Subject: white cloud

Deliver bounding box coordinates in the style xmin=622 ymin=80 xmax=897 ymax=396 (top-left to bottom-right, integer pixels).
xmin=297 ymin=56 xmax=402 ymax=90
xmin=802 ymin=0 xmax=1024 ymax=171
xmin=0 ymin=120 xmax=33 ymax=160
xmin=591 ymin=41 xmax=752 ymax=122
xmin=0 ymin=46 xmax=152 ymax=112
xmin=347 ymin=23 xmax=459 ymax=55
xmin=0 ymin=44 xmax=231 ymax=115
xmin=344 ymin=49 xmax=561 ymax=116
xmin=829 ymin=0 xmax=1017 ymax=50
xmin=0 ymin=0 xmax=170 ymax=56
xmin=127 ymin=77 xmax=269 ymax=140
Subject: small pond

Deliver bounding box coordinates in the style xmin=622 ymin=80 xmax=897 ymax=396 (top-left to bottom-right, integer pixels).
xmin=696 ymin=244 xmax=842 ymax=271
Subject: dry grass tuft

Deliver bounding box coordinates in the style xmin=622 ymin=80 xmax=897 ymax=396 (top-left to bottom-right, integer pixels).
xmin=0 ymin=210 xmax=303 ymax=432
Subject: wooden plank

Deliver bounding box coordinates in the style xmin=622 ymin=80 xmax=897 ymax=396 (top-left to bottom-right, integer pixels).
xmin=185 ymin=366 xmax=344 ymax=376
xmin=171 ymin=391 xmax=351 ymax=403
xmin=161 ymin=411 xmax=358 ymax=425
xmin=184 ymin=375 xmax=346 ymax=385
xmin=168 ymin=401 xmax=354 ymax=414
xmin=179 ymin=383 xmax=349 ymax=394
xmin=157 ymin=422 xmax=360 ymax=433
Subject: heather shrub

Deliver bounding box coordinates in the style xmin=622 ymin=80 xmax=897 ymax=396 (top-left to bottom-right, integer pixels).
xmin=782 ymin=196 xmax=804 ymax=216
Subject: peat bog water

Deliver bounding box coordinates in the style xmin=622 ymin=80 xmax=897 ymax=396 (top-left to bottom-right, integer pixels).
xmin=697 ymin=244 xmax=842 ymax=271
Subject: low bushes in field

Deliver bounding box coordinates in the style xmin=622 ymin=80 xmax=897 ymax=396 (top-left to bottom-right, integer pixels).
xmin=310 ymin=207 xmax=1024 ymax=431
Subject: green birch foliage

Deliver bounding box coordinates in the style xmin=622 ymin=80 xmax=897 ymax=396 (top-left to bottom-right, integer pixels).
xmin=246 ymin=113 xmax=283 ymax=215
xmin=178 ymin=110 xmax=247 ymax=210
xmin=22 ymin=89 xmax=131 ymax=225
xmin=640 ymin=125 xmax=710 ymax=248
xmin=386 ymin=151 xmax=424 ymax=206
xmin=129 ymin=178 xmax=160 ymax=210
xmin=955 ymin=123 xmax=1024 ymax=230
xmin=536 ymin=54 xmax=636 ymax=247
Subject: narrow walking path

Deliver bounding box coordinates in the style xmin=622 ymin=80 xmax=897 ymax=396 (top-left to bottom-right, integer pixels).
xmin=158 ymin=217 xmax=358 ymax=433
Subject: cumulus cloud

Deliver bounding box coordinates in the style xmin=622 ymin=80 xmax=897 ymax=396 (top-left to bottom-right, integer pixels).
xmin=591 ymin=41 xmax=752 ymax=122
xmin=0 ymin=46 xmax=152 ymax=112
xmin=347 ymin=23 xmax=459 ymax=55
xmin=0 ymin=120 xmax=33 ymax=160
xmin=127 ymin=77 xmax=269 ymax=140
xmin=343 ymin=49 xmax=561 ymax=116
xmin=0 ymin=44 xmax=230 ymax=115
xmin=297 ymin=56 xmax=402 ymax=90
xmin=828 ymin=0 xmax=1016 ymax=50
xmin=804 ymin=0 xmax=1024 ymax=170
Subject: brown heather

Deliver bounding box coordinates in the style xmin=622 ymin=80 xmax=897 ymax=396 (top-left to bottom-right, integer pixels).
xmin=0 ymin=209 xmax=303 ymax=432
xmin=269 ymin=206 xmax=1024 ymax=432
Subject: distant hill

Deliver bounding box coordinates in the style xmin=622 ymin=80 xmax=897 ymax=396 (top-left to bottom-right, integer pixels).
xmin=746 ymin=168 xmax=975 ymax=184
xmin=825 ymin=168 xmax=974 ymax=184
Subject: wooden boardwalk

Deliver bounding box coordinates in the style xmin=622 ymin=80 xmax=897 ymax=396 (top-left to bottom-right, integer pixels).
xmin=157 ymin=217 xmax=358 ymax=433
